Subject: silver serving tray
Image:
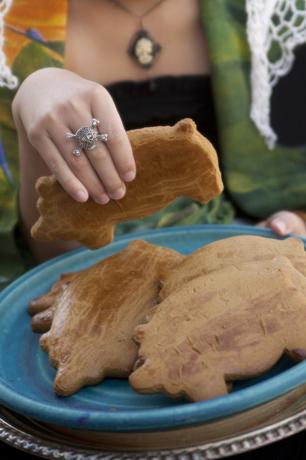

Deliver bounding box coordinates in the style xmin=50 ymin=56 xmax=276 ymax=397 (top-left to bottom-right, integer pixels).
xmin=1 ymin=387 xmax=306 ymax=460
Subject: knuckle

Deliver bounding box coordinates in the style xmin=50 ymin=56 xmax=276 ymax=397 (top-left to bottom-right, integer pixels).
xmin=118 ymin=155 xmax=135 ymax=171
xmin=109 ymin=131 xmax=124 ymax=148
xmin=42 ymin=111 xmax=58 ymax=125
xmin=29 ymin=115 xmax=56 ymax=143
xmin=91 ymin=85 xmax=114 ymax=111
xmin=64 ymin=178 xmax=80 ymax=196
xmin=47 ymin=157 xmax=61 ymax=176
xmin=91 ymin=185 xmax=106 ymax=199
xmin=90 ymin=83 xmax=108 ymax=100
xmin=54 ymin=101 xmax=70 ymax=117
xmin=108 ymin=129 xmax=132 ymax=156
xmin=90 ymin=147 xmax=109 ymax=161
xmin=107 ymin=181 xmax=125 ymax=194
xmin=66 ymin=98 xmax=82 ymax=113
xmin=68 ymin=155 xmax=86 ymax=173
xmin=28 ymin=124 xmax=43 ymax=144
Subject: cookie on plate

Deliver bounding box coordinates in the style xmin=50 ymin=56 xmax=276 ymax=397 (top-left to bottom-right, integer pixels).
xmin=130 ymin=256 xmax=306 ymax=401
xmin=39 ymin=240 xmax=183 ymax=396
xmin=159 ymin=235 xmax=306 ymax=299
xmin=29 ymin=273 xmax=77 ymax=332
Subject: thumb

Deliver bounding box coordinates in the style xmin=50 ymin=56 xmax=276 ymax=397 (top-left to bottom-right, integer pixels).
xmin=269 ymin=217 xmax=288 ymax=236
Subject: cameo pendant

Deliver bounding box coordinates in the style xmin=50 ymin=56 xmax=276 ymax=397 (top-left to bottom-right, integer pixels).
xmin=128 ymin=29 xmax=161 ymax=68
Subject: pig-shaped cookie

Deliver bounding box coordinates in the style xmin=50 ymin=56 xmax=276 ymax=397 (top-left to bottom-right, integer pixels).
xmin=31 ymin=119 xmax=223 ymax=248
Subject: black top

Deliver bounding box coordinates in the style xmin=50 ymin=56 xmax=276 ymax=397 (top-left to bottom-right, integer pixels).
xmin=106 ymin=43 xmax=306 ymax=150
xmin=106 ymin=74 xmax=219 ymax=149
xmin=271 ymin=43 xmax=306 ymax=147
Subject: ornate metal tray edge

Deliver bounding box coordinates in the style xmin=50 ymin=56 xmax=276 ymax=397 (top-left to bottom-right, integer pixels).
xmin=0 ymin=406 xmax=306 ymax=460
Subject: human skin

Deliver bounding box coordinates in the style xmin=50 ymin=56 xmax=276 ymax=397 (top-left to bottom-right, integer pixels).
xmin=12 ymin=0 xmax=210 ymax=262
xmin=257 ymin=211 xmax=306 ymax=236
xmin=11 ymin=0 xmax=306 ymax=263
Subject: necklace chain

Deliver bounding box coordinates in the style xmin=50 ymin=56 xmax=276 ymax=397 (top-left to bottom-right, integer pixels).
xmin=108 ymin=0 xmax=165 ymax=69
xmin=109 ymin=0 xmax=166 ymax=21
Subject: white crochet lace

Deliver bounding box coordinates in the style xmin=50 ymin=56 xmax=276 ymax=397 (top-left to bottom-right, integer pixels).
xmin=246 ymin=0 xmax=306 ymax=149
xmin=0 ymin=0 xmax=18 ymax=89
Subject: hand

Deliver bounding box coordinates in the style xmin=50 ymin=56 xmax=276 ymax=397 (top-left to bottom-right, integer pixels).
xmin=12 ymin=68 xmax=136 ymax=204
xmin=257 ymin=211 xmax=306 ymax=236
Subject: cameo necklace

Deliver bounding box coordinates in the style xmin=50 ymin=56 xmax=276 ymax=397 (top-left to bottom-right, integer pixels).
xmin=109 ymin=0 xmax=166 ymax=68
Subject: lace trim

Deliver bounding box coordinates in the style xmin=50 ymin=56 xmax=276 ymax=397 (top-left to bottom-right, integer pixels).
xmin=246 ymin=0 xmax=306 ymax=149
xmin=0 ymin=0 xmax=18 ymax=89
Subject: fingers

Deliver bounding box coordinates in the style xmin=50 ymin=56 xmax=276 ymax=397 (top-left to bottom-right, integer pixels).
xmin=91 ymin=87 xmax=136 ymax=183
xmin=27 ymin=84 xmax=136 ymax=203
xmin=269 ymin=217 xmax=289 ymax=236
xmin=42 ymin=93 xmax=134 ymax=202
xmin=86 ymin=143 xmax=127 ymax=200
xmin=259 ymin=211 xmax=306 ymax=236
xmin=49 ymin=118 xmax=111 ymax=204
xmin=28 ymin=133 xmax=89 ymax=203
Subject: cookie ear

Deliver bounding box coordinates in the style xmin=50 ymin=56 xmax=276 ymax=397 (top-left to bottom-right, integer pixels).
xmin=174 ymin=118 xmax=197 ymax=134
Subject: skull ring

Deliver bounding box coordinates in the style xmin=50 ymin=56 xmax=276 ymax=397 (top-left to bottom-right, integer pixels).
xmin=65 ymin=118 xmax=108 ymax=157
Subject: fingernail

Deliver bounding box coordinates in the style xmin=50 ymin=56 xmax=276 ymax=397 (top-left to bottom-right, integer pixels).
xmin=75 ymin=190 xmax=88 ymax=202
xmin=123 ymin=170 xmax=136 ymax=182
xmin=110 ymin=187 xmax=125 ymax=200
xmin=272 ymin=219 xmax=287 ymax=235
xmin=95 ymin=194 xmax=110 ymax=205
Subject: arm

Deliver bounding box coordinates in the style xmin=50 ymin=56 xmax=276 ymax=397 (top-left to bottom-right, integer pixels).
xmin=12 ymin=67 xmax=136 ymax=262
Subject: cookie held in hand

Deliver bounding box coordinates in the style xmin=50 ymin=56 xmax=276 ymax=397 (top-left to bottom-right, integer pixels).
xmin=38 ymin=240 xmax=183 ymax=396
xmin=130 ymin=256 xmax=306 ymax=402
xmin=31 ymin=119 xmax=223 ymax=249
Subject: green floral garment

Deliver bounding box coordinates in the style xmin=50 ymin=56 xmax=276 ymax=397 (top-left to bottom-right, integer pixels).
xmin=203 ymin=0 xmax=306 ymax=218
xmin=0 ymin=0 xmax=305 ymax=291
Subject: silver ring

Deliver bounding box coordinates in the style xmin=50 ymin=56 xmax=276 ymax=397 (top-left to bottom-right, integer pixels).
xmin=65 ymin=118 xmax=108 ymax=157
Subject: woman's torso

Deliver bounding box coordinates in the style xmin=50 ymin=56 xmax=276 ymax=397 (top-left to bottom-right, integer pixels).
xmin=65 ymin=0 xmax=210 ymax=85
xmin=64 ymin=0 xmax=219 ymax=155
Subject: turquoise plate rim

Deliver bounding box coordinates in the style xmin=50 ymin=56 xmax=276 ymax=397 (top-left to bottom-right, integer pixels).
xmin=1 ymin=224 xmax=306 ymax=432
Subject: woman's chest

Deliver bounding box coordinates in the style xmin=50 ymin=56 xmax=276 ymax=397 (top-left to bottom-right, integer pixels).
xmin=64 ymin=0 xmax=210 ymax=85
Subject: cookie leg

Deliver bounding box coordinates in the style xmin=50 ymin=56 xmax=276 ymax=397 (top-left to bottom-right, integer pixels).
xmin=79 ymin=224 xmax=114 ymax=249
xmin=182 ymin=372 xmax=228 ymax=402
xmin=54 ymin=363 xmax=107 ymax=396
xmin=29 ymin=292 xmax=57 ymax=315
xmin=32 ymin=306 xmax=56 ymax=333
xmin=129 ymin=361 xmax=161 ymax=394
xmin=28 ymin=272 xmax=75 ymax=315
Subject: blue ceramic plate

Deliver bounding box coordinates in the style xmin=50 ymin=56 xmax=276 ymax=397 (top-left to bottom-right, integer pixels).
xmin=0 ymin=225 xmax=306 ymax=432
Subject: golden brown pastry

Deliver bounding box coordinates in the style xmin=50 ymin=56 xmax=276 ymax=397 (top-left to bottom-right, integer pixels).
xmin=159 ymin=235 xmax=306 ymax=299
xmin=31 ymin=119 xmax=223 ymax=248
xmin=29 ymin=273 xmax=77 ymax=333
xmin=39 ymin=240 xmax=183 ymax=396
xmin=29 ymin=272 xmax=76 ymax=315
xmin=130 ymin=256 xmax=306 ymax=402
